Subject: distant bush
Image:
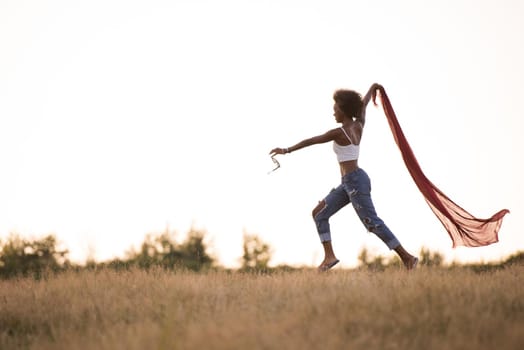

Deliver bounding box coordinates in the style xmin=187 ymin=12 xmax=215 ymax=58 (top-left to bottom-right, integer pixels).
xmin=240 ymin=232 xmax=272 ymax=271
xmin=357 ymin=247 xmax=401 ymax=271
xmin=0 ymin=227 xmax=215 ymax=278
xmin=419 ymin=247 xmax=444 ymax=267
xmin=357 ymin=246 xmax=444 ymax=270
xmin=0 ymin=233 xmax=69 ymax=279
xmin=462 ymin=250 xmax=524 ymax=273
xmin=121 ymin=227 xmax=215 ymax=272
xmin=502 ymin=251 xmax=524 ymax=267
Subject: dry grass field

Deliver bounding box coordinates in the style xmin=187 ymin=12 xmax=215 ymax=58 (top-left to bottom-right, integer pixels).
xmin=1 ymin=265 xmax=523 ymax=350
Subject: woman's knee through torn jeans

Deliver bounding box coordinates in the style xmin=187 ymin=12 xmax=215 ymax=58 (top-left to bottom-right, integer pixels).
xmin=313 ymin=168 xmax=400 ymax=250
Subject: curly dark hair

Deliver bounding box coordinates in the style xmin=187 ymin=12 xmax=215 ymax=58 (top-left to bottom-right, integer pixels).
xmin=333 ymin=89 xmax=363 ymax=119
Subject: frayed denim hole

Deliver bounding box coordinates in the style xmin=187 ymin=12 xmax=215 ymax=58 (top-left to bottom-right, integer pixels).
xmin=363 ymin=217 xmax=374 ymax=231
xmin=365 ymin=220 xmax=383 ymax=233
xmin=313 ymin=203 xmax=329 ymax=231
xmin=314 ymin=203 xmax=328 ymax=218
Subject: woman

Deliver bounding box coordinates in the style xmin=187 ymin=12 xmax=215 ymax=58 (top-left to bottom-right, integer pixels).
xmin=270 ymin=83 xmax=418 ymax=271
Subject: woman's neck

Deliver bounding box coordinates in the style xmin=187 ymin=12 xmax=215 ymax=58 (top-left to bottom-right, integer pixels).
xmin=341 ymin=117 xmax=355 ymax=127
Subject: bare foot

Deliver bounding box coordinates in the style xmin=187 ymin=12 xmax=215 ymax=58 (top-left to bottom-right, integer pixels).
xmin=318 ymin=259 xmax=340 ymax=272
xmin=403 ymin=256 xmax=419 ymax=270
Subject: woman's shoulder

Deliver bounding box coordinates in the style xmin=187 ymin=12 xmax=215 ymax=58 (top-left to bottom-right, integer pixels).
xmin=350 ymin=121 xmax=364 ymax=134
xmin=341 ymin=121 xmax=363 ymax=134
xmin=320 ymin=127 xmax=346 ymax=142
xmin=327 ymin=127 xmax=345 ymax=136
xmin=352 ymin=120 xmax=364 ymax=129
xmin=348 ymin=122 xmax=363 ymax=144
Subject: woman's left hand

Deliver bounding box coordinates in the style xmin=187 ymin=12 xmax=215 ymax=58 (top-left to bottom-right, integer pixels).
xmin=371 ymin=83 xmax=383 ymax=105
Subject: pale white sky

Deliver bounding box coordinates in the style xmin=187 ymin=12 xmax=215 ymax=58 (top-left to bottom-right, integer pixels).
xmin=1 ymin=0 xmax=522 ymax=268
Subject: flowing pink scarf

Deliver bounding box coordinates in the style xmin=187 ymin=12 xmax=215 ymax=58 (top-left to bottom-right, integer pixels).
xmin=374 ymin=87 xmax=509 ymax=247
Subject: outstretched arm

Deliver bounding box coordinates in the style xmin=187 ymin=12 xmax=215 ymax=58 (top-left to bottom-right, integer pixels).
xmin=270 ymin=128 xmax=340 ymax=156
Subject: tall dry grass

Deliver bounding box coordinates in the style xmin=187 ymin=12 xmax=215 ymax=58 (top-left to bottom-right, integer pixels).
xmin=1 ymin=265 xmax=522 ymax=350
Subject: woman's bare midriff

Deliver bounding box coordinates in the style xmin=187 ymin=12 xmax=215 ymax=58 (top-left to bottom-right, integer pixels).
xmin=339 ymin=160 xmax=359 ymax=176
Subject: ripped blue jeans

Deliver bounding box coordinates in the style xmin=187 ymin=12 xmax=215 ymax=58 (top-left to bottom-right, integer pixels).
xmin=313 ymin=168 xmax=400 ymax=250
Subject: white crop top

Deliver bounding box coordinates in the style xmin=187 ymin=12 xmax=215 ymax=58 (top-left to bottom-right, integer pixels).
xmin=333 ymin=127 xmax=359 ymax=162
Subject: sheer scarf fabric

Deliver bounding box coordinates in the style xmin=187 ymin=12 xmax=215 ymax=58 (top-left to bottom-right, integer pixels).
xmin=374 ymin=88 xmax=509 ymax=247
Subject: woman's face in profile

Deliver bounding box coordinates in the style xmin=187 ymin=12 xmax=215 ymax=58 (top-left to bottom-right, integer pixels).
xmin=333 ymin=103 xmax=345 ymax=123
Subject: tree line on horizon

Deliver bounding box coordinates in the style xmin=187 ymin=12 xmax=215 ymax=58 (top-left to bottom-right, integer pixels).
xmin=0 ymin=228 xmax=523 ymax=279
xmin=0 ymin=228 xmax=275 ymax=279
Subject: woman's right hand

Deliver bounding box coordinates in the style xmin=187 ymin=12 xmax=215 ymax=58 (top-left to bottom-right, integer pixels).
xmin=269 ymin=148 xmax=286 ymax=157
